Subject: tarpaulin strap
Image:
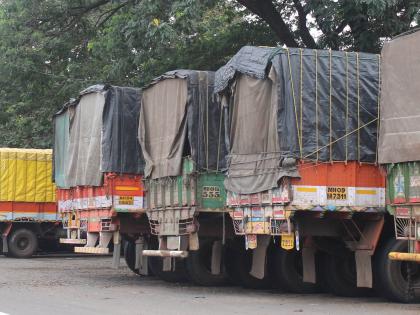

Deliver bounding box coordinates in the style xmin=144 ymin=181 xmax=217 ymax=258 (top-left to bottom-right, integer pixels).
xmin=356 ymin=52 xmax=361 ymax=162
xmin=315 ymin=50 xmax=319 ymax=162
xmin=375 ymin=54 xmax=381 ymax=165
xmin=205 ymin=74 xmax=209 ymax=170
xmin=286 ymin=49 xmax=303 ymax=157
xmin=300 ymin=48 xmax=303 ymax=160
xmin=345 ymin=52 xmax=349 ymax=164
xmin=216 ymin=103 xmax=223 ymax=171
xmin=329 ymin=50 xmax=333 ymax=163
xmin=303 ymin=117 xmax=378 ymax=160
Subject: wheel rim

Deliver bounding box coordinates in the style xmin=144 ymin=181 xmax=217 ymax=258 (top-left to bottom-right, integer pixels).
xmin=17 ymin=237 xmax=29 ymax=250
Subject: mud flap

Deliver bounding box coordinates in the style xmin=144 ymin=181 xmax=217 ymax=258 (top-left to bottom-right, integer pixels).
xmin=1 ymin=223 xmax=12 ymax=253
xmin=86 ymin=232 xmax=99 ymax=247
xmin=2 ymin=235 xmax=8 ymax=253
xmin=189 ymin=232 xmax=199 ymax=251
xmin=211 ymin=240 xmax=222 ymax=275
xmin=112 ymin=232 xmax=121 ymax=269
xmin=302 ymin=247 xmax=316 ymax=284
xmin=355 ymin=250 xmax=372 ymax=288
xmin=135 ymin=237 xmax=148 ymax=275
xmin=249 ymin=235 xmax=271 ymax=279
xmin=163 ymin=257 xmax=172 ymax=271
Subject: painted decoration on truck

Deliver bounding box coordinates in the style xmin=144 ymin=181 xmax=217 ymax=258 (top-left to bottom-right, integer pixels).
xmin=409 ymin=163 xmax=420 ymax=203
xmin=394 ymin=167 xmax=406 ymax=203
xmin=226 ymin=182 xmax=290 ymax=207
xmin=227 ymin=161 xmax=385 ymax=236
xmin=291 ymin=185 xmax=385 ymax=208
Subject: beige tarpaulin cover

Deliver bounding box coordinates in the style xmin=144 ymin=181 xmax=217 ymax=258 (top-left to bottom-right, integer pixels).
xmin=378 ymin=30 xmax=420 ymax=163
xmin=225 ymin=71 xmax=298 ymax=194
xmin=139 ymin=78 xmax=188 ymax=179
xmin=66 ymin=92 xmax=105 ymax=186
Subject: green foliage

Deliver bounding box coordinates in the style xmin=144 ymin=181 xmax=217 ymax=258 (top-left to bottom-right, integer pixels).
xmin=0 ymin=0 xmax=277 ymax=147
xmin=0 ymin=0 xmax=418 ymax=148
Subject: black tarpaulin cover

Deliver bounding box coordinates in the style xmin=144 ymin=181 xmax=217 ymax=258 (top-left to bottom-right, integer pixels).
xmin=215 ymin=46 xmax=380 ymax=193
xmin=272 ymin=48 xmax=380 ymax=162
xmin=101 ymin=86 xmax=144 ymax=174
xmin=139 ymin=70 xmax=227 ymax=179
xmin=53 ymin=85 xmax=144 ymax=188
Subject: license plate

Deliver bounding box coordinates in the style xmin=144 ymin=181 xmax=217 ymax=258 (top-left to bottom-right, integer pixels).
xmin=202 ymin=186 xmax=221 ymax=198
xmin=281 ymin=233 xmax=294 ymax=250
xmin=119 ymin=196 xmax=134 ymax=205
xmin=327 ymin=187 xmax=347 ymax=200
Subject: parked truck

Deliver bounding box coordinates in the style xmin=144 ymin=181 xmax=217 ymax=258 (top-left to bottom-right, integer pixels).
xmin=51 ymin=33 xmax=420 ymax=302
xmin=213 ymin=44 xmax=418 ymax=302
xmin=138 ymin=70 xmax=230 ymax=285
xmin=54 ymin=85 xmax=150 ymax=273
xmin=0 ymin=148 xmax=61 ymax=258
xmin=377 ymin=28 xmax=420 ymax=302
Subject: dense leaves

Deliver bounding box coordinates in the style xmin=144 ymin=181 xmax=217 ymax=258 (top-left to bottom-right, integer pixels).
xmin=0 ymin=0 xmax=418 ymax=148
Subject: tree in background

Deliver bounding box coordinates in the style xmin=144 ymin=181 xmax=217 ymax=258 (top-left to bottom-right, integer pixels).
xmin=237 ymin=0 xmax=419 ymax=52
xmin=0 ymin=0 xmax=418 ymax=147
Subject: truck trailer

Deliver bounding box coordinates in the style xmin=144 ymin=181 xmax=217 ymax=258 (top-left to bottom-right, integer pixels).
xmin=0 ymin=148 xmax=61 ymax=258
xmin=54 ymin=85 xmax=150 ymax=273
xmin=138 ymin=70 xmax=230 ymax=285
xmin=213 ymin=44 xmax=415 ymax=301
xmin=377 ymin=28 xmax=420 ymax=302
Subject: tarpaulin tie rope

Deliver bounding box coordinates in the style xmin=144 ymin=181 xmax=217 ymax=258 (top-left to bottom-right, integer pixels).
xmin=216 ymin=102 xmax=223 ymax=171
xmin=357 ymin=52 xmax=361 ymax=162
xmin=375 ymin=54 xmax=381 ymax=165
xmin=303 ymin=117 xmax=378 ymax=160
xmin=286 ymin=49 xmax=303 ymax=158
xmin=315 ymin=50 xmax=319 ymax=162
xmin=329 ymin=49 xmax=333 ymax=163
xmin=300 ymin=48 xmax=304 ymax=160
xmin=205 ymin=73 xmax=209 ymax=170
xmin=345 ymin=52 xmax=349 ymax=164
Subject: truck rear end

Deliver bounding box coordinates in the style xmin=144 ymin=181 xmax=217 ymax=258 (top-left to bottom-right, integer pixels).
xmin=216 ymin=46 xmax=386 ymax=294
xmin=54 ymin=85 xmax=148 ymax=269
xmin=0 ymin=148 xmax=59 ymax=257
xmin=139 ymin=70 xmax=230 ymax=285
xmin=377 ymin=29 xmax=420 ymax=302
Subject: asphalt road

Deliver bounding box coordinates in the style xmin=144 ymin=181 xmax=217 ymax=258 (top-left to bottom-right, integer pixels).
xmin=0 ymin=255 xmax=419 ymax=315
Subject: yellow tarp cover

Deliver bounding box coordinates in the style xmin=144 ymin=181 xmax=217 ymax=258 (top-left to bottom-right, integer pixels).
xmin=0 ymin=148 xmax=56 ymax=202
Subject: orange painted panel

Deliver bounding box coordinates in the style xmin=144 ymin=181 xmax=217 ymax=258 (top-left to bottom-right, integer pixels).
xmin=0 ymin=201 xmax=57 ymax=213
xmin=291 ymin=161 xmax=385 ymax=188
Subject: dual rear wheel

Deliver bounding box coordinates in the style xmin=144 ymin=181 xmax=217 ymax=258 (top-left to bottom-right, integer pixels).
xmin=7 ymin=228 xmax=38 ymax=258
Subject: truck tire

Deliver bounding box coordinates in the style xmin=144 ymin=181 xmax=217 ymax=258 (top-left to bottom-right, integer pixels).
xmin=273 ymin=248 xmax=318 ymax=293
xmin=323 ymin=251 xmax=372 ymax=297
xmin=123 ymin=241 xmax=141 ymax=275
xmin=375 ymin=238 xmax=420 ymax=303
xmin=233 ymin=242 xmax=273 ymax=289
xmin=8 ymin=228 xmax=38 ymax=258
xmin=148 ymin=256 xmax=189 ymax=283
xmin=186 ymin=238 xmax=228 ymax=286
xmin=223 ymin=240 xmax=241 ymax=285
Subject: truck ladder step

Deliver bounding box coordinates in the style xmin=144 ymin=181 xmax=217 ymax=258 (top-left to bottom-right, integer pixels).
xmin=142 ymin=250 xmax=188 ymax=258
xmin=60 ymin=238 xmax=87 ymax=245
xmin=74 ymin=246 xmax=109 ymax=254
